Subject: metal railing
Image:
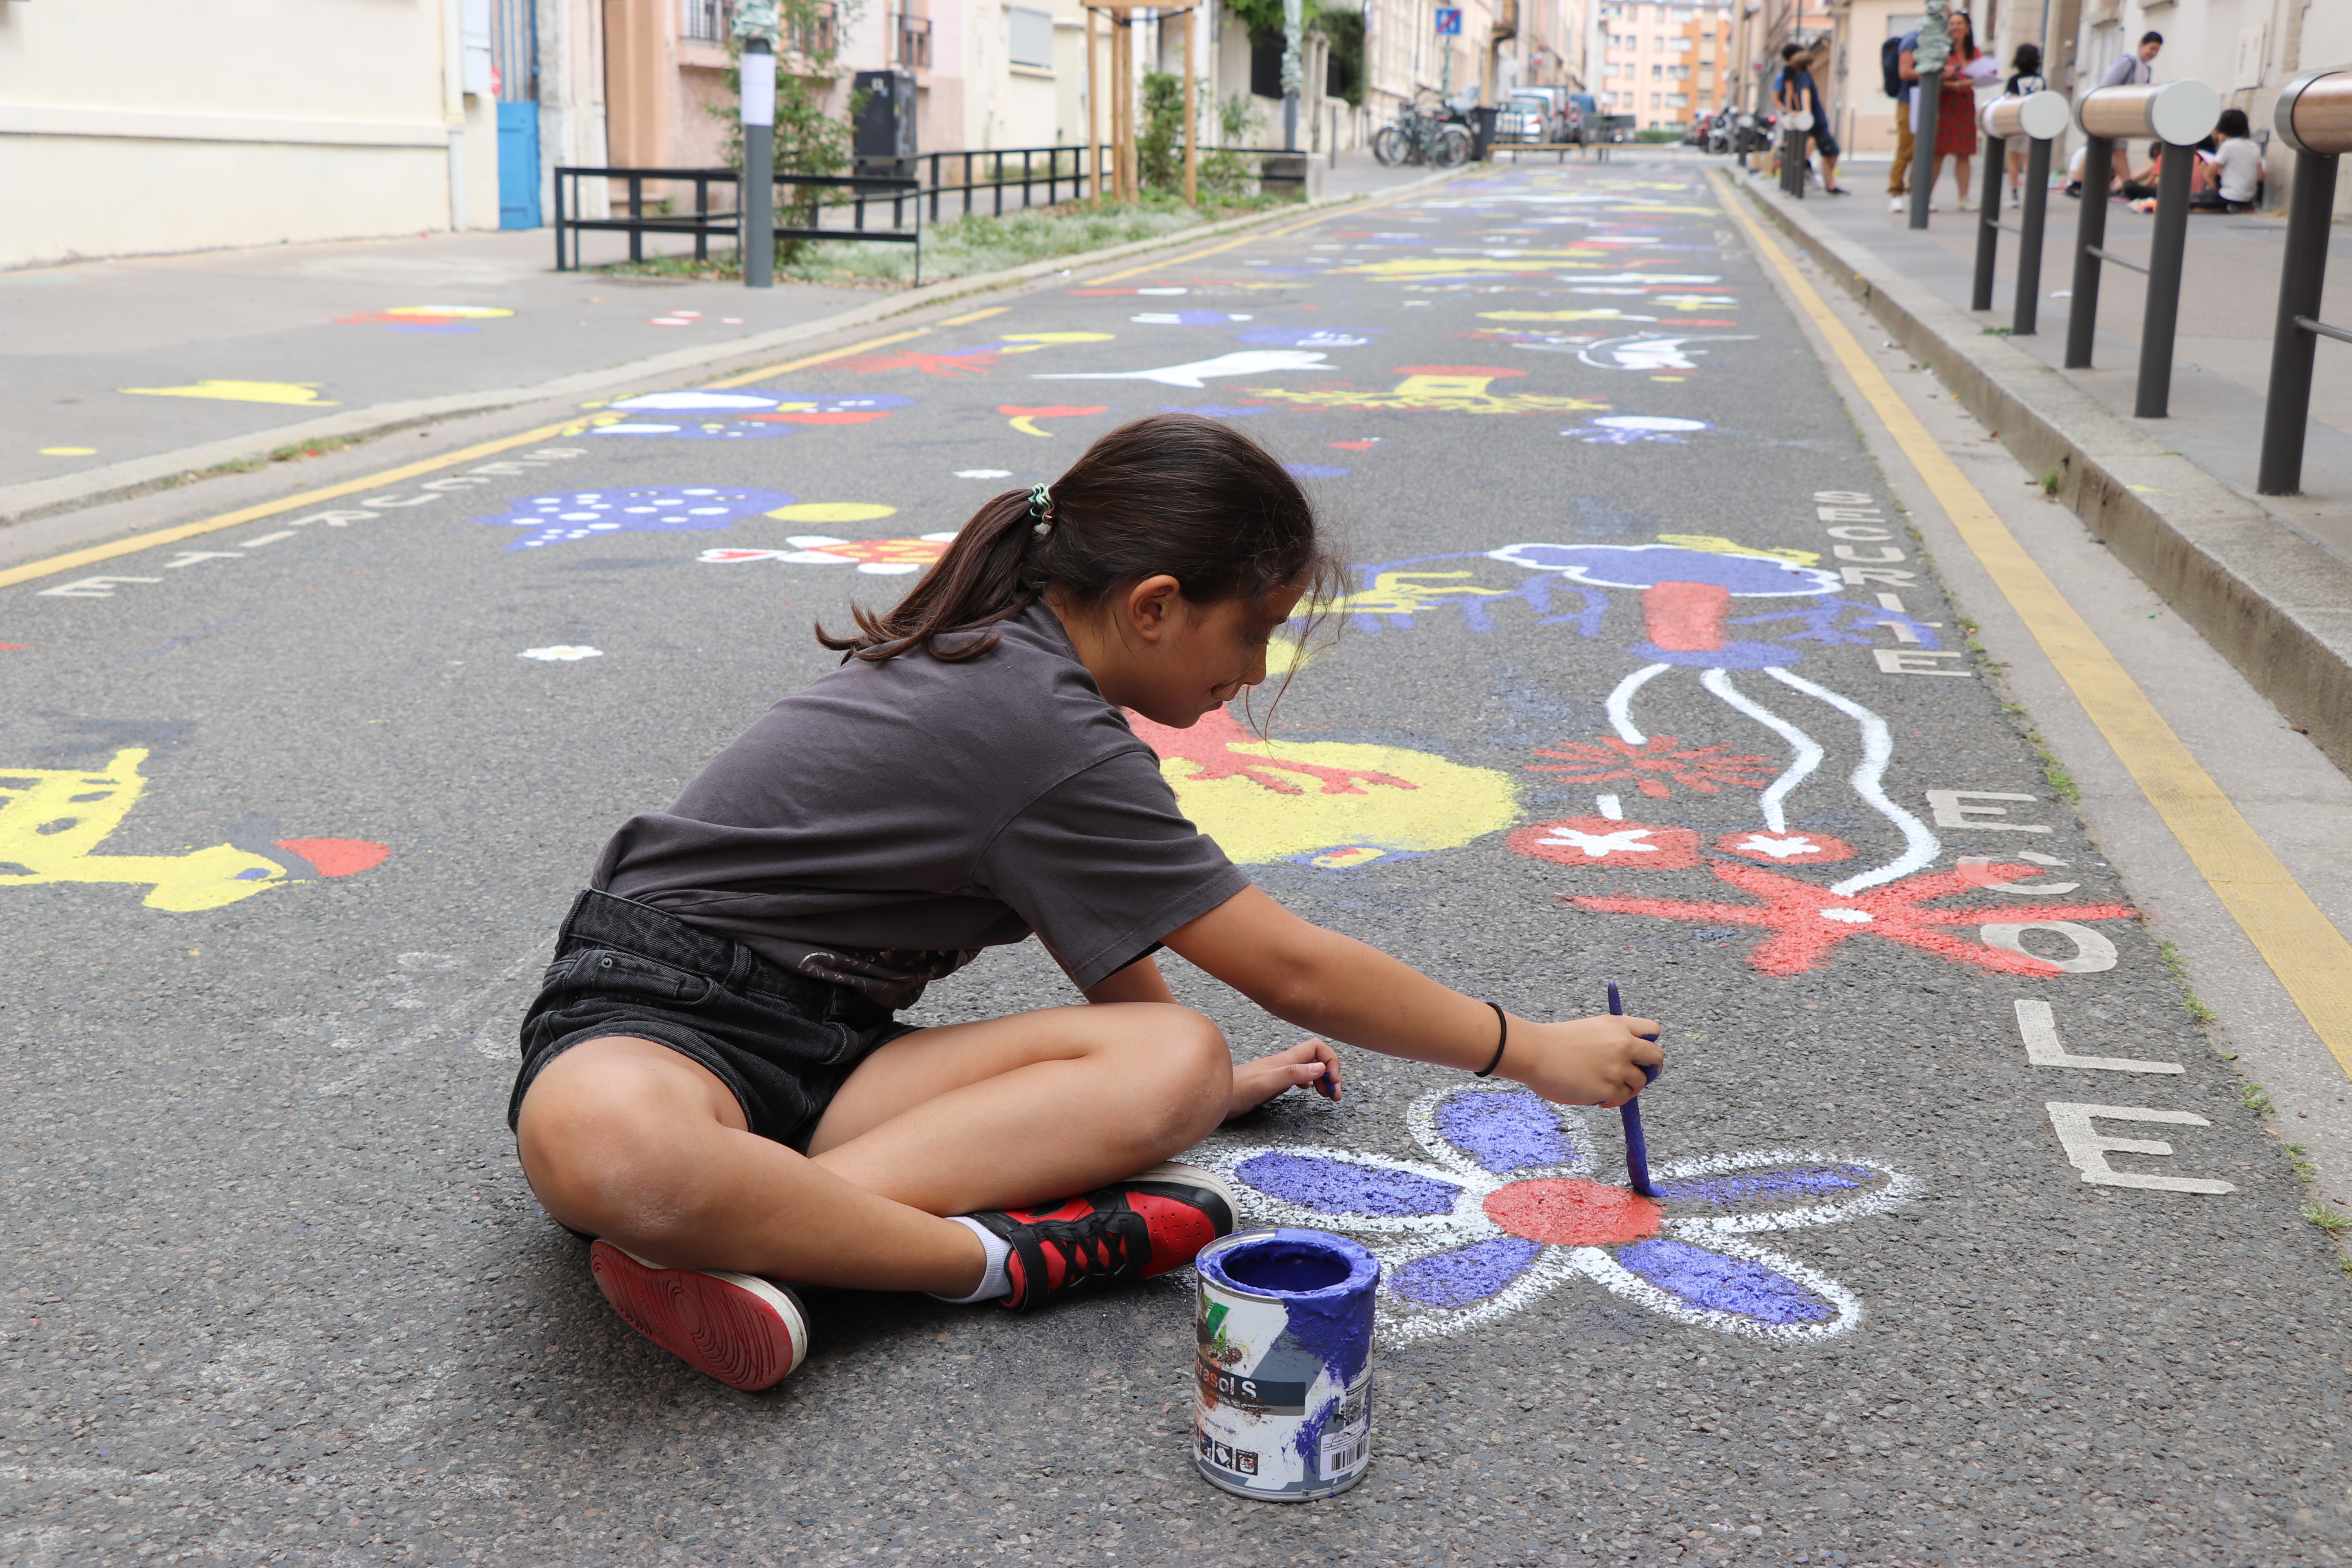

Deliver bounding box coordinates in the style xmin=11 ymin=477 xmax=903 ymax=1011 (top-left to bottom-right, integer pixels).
xmin=2063 ymin=80 xmax=2220 ymax=418
xmin=2259 ymin=70 xmax=2352 ymax=495
xmin=552 ymin=166 xmax=919 ymax=276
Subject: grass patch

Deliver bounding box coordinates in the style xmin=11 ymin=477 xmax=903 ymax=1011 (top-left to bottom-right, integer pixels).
xmin=2016 ymin=729 xmax=2079 ymax=802
xmin=2306 ymin=1203 xmax=2352 ymax=1234
xmin=1980 ymin=326 xmax=2013 ymax=336
xmin=2243 ymin=1082 xmax=2276 ymax=1117
xmin=591 ymin=193 xmax=1298 ymax=288
xmin=2157 ymin=939 xmax=2218 ymax=1024
xmin=2290 ymin=1143 xmax=2319 ymax=1183
xmin=161 ymin=432 xmax=372 ymax=490
xmin=2040 ymin=467 xmax=2062 ymax=496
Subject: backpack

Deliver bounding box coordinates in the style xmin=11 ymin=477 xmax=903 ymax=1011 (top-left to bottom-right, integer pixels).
xmin=1881 ymin=35 xmax=1905 ymax=98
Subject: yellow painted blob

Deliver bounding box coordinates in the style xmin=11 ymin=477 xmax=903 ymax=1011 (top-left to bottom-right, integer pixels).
xmin=769 ymin=503 xmax=899 ymax=523
xmin=119 ymin=380 xmax=339 ymax=406
xmin=1133 ymin=711 xmax=1519 ymax=866
xmin=0 ymin=750 xmax=291 ymax=911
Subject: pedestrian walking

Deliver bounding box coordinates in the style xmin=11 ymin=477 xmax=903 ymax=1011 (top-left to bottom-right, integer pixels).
xmin=1886 ymin=24 xmax=1921 ymax=209
xmin=2096 ymin=30 xmax=2162 ymax=89
xmin=1776 ymin=39 xmax=1847 ymax=194
xmin=2002 ymin=43 xmax=2049 ymax=206
xmin=1908 ymin=11 xmax=1990 ymax=211
xmin=505 ymin=413 xmax=1666 ymax=1392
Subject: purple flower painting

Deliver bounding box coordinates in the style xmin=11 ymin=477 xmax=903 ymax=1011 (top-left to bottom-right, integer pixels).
xmin=1210 ymin=1084 xmax=1913 ymax=1343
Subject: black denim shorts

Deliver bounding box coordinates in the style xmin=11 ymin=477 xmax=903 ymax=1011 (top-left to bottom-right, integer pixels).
xmin=508 ymin=889 xmax=922 ymax=1152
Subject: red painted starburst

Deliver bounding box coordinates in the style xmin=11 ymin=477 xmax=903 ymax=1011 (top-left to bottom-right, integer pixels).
xmin=1527 ymin=735 xmax=1777 ymax=799
xmin=1570 ymin=860 xmax=2137 ymax=976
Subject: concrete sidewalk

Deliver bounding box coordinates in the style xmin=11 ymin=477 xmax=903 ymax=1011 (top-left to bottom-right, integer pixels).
xmin=1731 ymin=159 xmax=2352 ymax=779
xmin=0 ymin=148 xmax=1438 ymax=524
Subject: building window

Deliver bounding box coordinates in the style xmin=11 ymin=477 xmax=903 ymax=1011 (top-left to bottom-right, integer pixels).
xmin=1666 ymin=63 xmax=1688 ymax=78
xmin=1009 ymin=6 xmax=1053 ymax=69
xmin=788 ymin=2 xmax=837 ymax=58
xmin=890 ymin=12 xmax=930 ymax=68
xmin=1648 ymin=91 xmax=1662 ymax=107
xmin=681 ymin=0 xmax=731 ymax=44
xmin=1666 ymin=93 xmax=1688 ymax=106
xmin=1650 ymin=63 xmax=1661 ymax=77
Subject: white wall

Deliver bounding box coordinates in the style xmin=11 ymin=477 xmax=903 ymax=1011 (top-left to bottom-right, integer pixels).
xmin=0 ymin=0 xmax=497 ymax=267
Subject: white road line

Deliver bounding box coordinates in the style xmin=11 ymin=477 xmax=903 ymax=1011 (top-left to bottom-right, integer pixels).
xmin=1700 ymin=667 xmax=1824 ymax=833
xmin=1766 ymin=665 xmax=1940 ymax=894
xmin=1605 ymin=662 xmax=1672 ymax=745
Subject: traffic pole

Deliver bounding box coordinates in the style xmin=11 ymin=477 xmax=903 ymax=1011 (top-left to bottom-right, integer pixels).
xmin=740 ymin=38 xmax=776 ymax=289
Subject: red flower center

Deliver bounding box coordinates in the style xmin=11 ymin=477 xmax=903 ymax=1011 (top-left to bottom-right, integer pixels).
xmin=1483 ymin=1178 xmax=1662 ymax=1247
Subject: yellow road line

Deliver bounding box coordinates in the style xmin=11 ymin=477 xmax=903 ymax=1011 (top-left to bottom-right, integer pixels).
xmin=0 ymin=419 xmax=588 ymax=592
xmin=1714 ymin=171 xmax=2352 ymax=1076
xmin=2 ymin=187 xmax=1432 ymax=592
xmin=938 ymin=305 xmax=1012 ymax=326
xmin=0 ymin=327 xmax=938 ymax=591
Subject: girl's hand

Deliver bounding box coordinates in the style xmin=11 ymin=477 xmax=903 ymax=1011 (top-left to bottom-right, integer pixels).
xmin=1226 ymin=1038 xmax=1342 ymax=1120
xmin=1503 ymin=1014 xmax=1663 ymax=1107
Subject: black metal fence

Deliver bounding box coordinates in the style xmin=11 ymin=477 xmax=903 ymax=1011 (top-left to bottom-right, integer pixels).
xmin=553 ymin=167 xmax=918 ymax=275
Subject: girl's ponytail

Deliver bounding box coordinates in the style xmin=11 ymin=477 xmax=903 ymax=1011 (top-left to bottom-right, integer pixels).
xmin=817 ymin=412 xmax=1335 ymax=663
xmin=817 ymin=486 xmax=1041 ymax=662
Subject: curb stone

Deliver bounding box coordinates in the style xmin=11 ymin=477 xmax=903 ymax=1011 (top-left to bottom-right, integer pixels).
xmin=1728 ymin=169 xmax=2352 ymax=778
xmin=0 ymin=165 xmax=1466 ymax=530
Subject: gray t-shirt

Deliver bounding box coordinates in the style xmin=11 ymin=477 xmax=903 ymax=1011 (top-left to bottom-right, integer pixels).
xmin=593 ymin=602 xmax=1249 ymax=1010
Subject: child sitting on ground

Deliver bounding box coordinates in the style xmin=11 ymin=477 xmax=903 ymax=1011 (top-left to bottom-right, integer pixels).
xmin=508 ymin=413 xmax=1664 ymax=1390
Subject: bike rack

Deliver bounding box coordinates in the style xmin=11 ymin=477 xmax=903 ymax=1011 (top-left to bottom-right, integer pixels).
xmin=2258 ymin=70 xmax=2352 ymax=495
xmin=2062 ymin=79 xmax=2219 ymax=418
xmin=1970 ymin=90 xmax=2070 ymax=335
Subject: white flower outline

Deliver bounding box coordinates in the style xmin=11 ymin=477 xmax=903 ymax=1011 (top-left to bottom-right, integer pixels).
xmin=1207 ymin=1083 xmax=1917 ymax=1345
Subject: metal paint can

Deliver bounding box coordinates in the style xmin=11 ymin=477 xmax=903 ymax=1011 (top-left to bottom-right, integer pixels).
xmin=1192 ymin=1227 xmax=1380 ymax=1502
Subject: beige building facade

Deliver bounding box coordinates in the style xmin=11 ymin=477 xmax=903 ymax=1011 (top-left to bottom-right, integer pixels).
xmin=0 ymin=0 xmax=504 ymax=269
xmin=1597 ymin=0 xmax=1731 ymax=131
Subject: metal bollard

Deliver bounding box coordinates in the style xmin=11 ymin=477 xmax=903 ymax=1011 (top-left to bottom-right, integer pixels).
xmin=2258 ymin=71 xmax=2352 ymax=496
xmin=1970 ymin=91 xmax=2069 ymax=328
xmin=2062 ymin=80 xmax=2220 ymax=390
xmin=2014 ymin=135 xmax=2055 ymax=335
xmin=1782 ymin=110 xmax=1813 ymax=198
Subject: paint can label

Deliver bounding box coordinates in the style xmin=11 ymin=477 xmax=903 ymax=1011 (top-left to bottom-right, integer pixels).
xmin=1192 ymin=1231 xmax=1378 ymax=1501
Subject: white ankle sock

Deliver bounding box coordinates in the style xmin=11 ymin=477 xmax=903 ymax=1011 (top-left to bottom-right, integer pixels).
xmin=928 ymin=1216 xmax=1012 ymax=1305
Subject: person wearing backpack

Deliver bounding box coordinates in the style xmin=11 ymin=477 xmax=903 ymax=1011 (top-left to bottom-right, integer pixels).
xmin=2002 ymin=43 xmax=2048 ymax=206
xmin=1883 ymin=27 xmax=1918 ymax=208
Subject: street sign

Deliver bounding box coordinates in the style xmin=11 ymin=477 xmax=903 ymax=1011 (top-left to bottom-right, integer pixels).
xmin=1435 ymin=8 xmax=1461 ymax=34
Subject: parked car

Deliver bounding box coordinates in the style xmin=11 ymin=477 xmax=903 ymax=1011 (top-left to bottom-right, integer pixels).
xmin=1499 ymin=92 xmax=1568 ymax=144
xmin=1505 ymin=86 xmax=1581 ymax=145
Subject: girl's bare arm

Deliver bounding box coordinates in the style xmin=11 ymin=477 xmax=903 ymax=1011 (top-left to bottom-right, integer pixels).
xmin=1165 ymin=886 xmax=1660 ymax=1107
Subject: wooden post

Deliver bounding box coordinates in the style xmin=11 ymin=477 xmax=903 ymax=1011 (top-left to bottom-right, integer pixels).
xmin=1113 ymin=16 xmax=1131 ymax=200
xmin=1183 ymin=5 xmax=1198 ymax=205
xmin=1086 ymin=6 xmax=1102 ymax=204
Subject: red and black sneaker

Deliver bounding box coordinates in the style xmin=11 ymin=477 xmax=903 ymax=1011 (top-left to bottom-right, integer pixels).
xmin=969 ymin=1161 xmax=1238 ymax=1312
xmin=587 ymin=1240 xmax=810 ymax=1392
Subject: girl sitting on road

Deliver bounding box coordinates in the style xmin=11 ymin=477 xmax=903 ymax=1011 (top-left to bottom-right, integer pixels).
xmin=507 ymin=412 xmax=1664 ymax=1391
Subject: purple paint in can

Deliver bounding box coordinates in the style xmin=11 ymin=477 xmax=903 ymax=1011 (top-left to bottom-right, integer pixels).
xmin=1193 ymin=1228 xmax=1380 ymax=1501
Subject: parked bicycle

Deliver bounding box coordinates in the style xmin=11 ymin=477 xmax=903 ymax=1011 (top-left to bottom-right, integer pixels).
xmin=1372 ymin=96 xmax=1474 ymax=168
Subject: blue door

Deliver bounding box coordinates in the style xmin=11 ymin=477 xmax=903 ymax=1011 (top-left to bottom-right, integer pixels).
xmin=497 ymin=102 xmax=541 ymax=229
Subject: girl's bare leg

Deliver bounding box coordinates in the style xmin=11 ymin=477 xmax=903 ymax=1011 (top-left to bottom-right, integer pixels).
xmin=1956 ymin=154 xmax=1973 ymax=203
xmin=514 ymin=1002 xmax=1230 ymax=1294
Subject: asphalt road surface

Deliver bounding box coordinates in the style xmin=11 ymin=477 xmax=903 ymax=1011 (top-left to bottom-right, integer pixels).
xmin=7 ymin=162 xmax=2351 ymax=1567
